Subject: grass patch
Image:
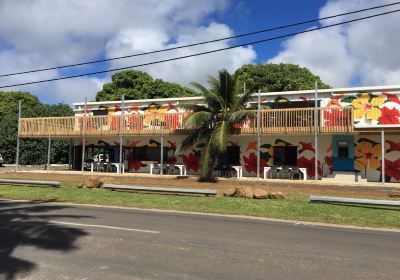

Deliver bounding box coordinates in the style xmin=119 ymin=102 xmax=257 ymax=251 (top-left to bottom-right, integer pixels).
xmin=0 ymin=183 xmax=399 ymax=229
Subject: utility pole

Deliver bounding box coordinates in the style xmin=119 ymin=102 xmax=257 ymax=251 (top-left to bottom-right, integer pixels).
xmin=257 ymin=89 xmax=261 ymax=179
xmin=81 ymin=97 xmax=87 ymax=172
xmin=314 ymin=82 xmax=318 ymax=181
xmin=15 ymin=100 xmax=22 ymax=172
xmin=119 ymin=94 xmax=125 ymax=174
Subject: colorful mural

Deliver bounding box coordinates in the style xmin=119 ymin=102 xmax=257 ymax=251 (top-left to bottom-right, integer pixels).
xmin=323 ymin=92 xmax=400 ymax=128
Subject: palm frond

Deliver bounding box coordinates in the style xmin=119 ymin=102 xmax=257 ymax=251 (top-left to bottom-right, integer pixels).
xmin=228 ymin=109 xmax=256 ymax=124
xmin=182 ymin=104 xmax=210 ymax=113
xmin=191 ymin=81 xmax=224 ymax=110
xmin=183 ymin=111 xmax=212 ymax=129
xmin=210 ymin=121 xmax=229 ymax=152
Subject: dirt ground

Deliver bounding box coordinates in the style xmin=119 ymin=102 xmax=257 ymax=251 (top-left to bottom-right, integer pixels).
xmin=1 ymin=168 xmax=400 ymax=200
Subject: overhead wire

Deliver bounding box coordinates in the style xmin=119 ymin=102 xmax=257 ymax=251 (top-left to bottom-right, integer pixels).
xmin=1 ymin=7 xmax=399 ymax=89
xmin=0 ymin=1 xmax=398 ymax=78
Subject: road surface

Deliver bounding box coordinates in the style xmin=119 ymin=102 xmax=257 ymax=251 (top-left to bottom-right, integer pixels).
xmin=0 ymin=199 xmax=399 ymax=280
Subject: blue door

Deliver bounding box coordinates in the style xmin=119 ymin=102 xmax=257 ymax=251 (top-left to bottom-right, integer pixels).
xmin=332 ymin=135 xmax=354 ymax=171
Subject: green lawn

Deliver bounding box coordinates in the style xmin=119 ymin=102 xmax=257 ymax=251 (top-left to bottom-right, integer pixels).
xmin=0 ymin=183 xmax=399 ymax=229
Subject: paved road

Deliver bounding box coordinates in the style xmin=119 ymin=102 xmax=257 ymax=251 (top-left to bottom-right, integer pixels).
xmin=0 ymin=200 xmax=399 ymax=280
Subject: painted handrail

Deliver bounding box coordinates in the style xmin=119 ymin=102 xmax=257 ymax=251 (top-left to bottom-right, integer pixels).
xmin=18 ymin=107 xmax=353 ymax=137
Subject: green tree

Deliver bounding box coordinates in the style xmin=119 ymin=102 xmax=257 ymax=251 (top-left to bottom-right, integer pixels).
xmin=96 ymin=70 xmax=198 ymax=101
xmin=180 ymin=69 xmax=255 ymax=181
xmin=0 ymin=91 xmax=73 ymax=165
xmin=234 ymin=63 xmax=330 ymax=94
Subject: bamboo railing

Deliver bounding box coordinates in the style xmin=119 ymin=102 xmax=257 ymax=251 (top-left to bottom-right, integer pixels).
xmin=19 ymin=107 xmax=353 ymax=138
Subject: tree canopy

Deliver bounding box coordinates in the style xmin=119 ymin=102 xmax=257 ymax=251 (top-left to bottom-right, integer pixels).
xmin=234 ymin=63 xmax=330 ymax=94
xmin=96 ymin=70 xmax=198 ymax=101
xmin=0 ymin=91 xmax=73 ymax=165
xmin=180 ymin=69 xmax=255 ymax=181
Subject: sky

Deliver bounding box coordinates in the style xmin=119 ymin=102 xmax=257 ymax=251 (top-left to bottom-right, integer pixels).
xmin=0 ymin=0 xmax=399 ymax=104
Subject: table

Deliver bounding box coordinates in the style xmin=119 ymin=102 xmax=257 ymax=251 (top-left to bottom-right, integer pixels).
xmin=150 ymin=164 xmax=187 ymax=176
xmin=90 ymin=162 xmax=124 ymax=174
xmin=174 ymin=164 xmax=187 ymax=176
xmin=232 ymin=166 xmax=243 ymax=178
xmin=263 ymin=166 xmax=307 ymax=180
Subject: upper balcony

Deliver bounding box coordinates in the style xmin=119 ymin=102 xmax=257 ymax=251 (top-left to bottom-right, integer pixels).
xmin=19 ymin=107 xmax=354 ymax=138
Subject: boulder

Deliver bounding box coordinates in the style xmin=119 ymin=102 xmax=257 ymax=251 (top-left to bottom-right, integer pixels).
xmin=254 ymin=188 xmax=269 ymax=199
xmin=268 ymin=191 xmax=285 ymax=199
xmin=80 ymin=176 xmax=103 ymax=189
xmin=221 ymin=187 xmax=236 ymax=197
xmin=235 ymin=186 xmax=254 ymax=199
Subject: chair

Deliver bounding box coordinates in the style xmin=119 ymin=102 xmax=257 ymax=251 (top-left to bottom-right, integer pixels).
xmin=280 ymin=165 xmax=291 ymax=179
xmin=290 ymin=166 xmax=302 ymax=180
xmin=269 ymin=166 xmax=279 ymax=179
xmin=153 ymin=164 xmax=161 ymax=175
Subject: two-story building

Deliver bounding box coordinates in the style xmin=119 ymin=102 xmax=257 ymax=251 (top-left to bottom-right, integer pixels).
xmin=19 ymin=85 xmax=400 ymax=182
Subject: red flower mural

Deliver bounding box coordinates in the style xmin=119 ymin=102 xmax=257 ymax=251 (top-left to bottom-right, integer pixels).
xmin=298 ymin=156 xmax=322 ymax=178
xmin=324 ymin=109 xmax=349 ymax=126
xmin=379 ymin=159 xmax=400 ymax=181
xmin=183 ymin=152 xmax=200 ymax=172
xmin=324 ymin=156 xmax=333 ymax=174
xmin=243 ymin=152 xmax=266 ymax=174
xmin=378 ymin=107 xmax=400 ymax=125
xmin=128 ymin=160 xmax=142 ymax=171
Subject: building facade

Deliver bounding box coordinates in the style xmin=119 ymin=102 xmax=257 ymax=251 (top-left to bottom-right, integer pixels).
xmin=19 ymin=85 xmax=400 ymax=182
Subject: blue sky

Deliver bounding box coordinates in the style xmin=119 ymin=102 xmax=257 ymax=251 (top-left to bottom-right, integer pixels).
xmin=0 ymin=0 xmax=398 ymax=104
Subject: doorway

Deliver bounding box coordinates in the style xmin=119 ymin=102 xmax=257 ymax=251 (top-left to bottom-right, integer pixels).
xmin=332 ymin=135 xmax=354 ymax=171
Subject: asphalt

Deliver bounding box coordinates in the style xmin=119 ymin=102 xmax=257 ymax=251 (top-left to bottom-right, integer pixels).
xmin=0 ymin=200 xmax=399 ymax=280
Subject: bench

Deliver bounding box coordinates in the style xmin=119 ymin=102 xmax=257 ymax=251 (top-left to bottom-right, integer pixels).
xmin=102 ymin=184 xmax=216 ymax=196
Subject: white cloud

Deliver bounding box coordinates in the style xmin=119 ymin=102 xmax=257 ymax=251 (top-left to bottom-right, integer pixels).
xmin=0 ymin=0 xmax=255 ymax=104
xmin=106 ymin=22 xmax=256 ymax=86
xmin=269 ymin=0 xmax=400 ymax=87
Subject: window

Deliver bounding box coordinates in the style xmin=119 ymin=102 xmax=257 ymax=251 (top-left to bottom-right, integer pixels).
xmin=129 ymin=146 xmax=171 ymax=163
xmin=218 ymin=146 xmax=241 ymax=165
xmin=273 ymin=146 xmax=297 ymax=166
xmin=338 ymin=141 xmax=349 ymax=159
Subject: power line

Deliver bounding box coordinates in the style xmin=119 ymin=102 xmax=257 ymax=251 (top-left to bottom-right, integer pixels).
xmin=0 ymin=8 xmax=399 ymax=89
xmin=0 ymin=1 xmax=399 ymax=78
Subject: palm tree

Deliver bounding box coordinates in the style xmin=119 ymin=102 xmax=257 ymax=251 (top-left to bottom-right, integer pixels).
xmin=179 ymin=69 xmax=256 ymax=182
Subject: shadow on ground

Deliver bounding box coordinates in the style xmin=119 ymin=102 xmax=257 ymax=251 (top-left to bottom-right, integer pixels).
xmin=0 ymin=200 xmax=90 ymax=280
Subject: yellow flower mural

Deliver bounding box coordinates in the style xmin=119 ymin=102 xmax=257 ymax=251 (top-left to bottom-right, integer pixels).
xmin=354 ymin=141 xmax=381 ymax=170
xmin=143 ymin=105 xmax=168 ymax=126
xmin=352 ymin=93 xmax=385 ymax=121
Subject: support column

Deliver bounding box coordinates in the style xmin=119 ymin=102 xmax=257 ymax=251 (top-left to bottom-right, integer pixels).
xmin=15 ymin=100 xmax=22 ymax=172
xmin=314 ymin=82 xmax=318 ymax=181
xmin=160 ymin=126 xmax=164 ymax=175
xmin=381 ymin=127 xmax=385 ymax=185
xmin=81 ymin=97 xmax=87 ymax=172
xmin=46 ymin=136 xmax=51 ymax=171
xmin=119 ymin=94 xmax=125 ymax=174
xmin=68 ymin=139 xmax=73 ymax=170
xmin=257 ymin=89 xmax=261 ymax=179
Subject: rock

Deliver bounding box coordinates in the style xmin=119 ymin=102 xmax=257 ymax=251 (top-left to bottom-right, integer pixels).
xmin=254 ymin=188 xmax=269 ymax=199
xmin=235 ymin=186 xmax=254 ymax=199
xmin=221 ymin=187 xmax=236 ymax=197
xmin=80 ymin=176 xmax=103 ymax=189
xmin=268 ymin=191 xmax=285 ymax=199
